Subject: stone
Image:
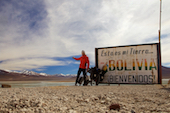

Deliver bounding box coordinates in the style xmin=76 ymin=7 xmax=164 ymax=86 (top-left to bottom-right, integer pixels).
xmin=140 ymin=105 xmax=145 ymax=109
xmin=109 ymin=103 xmax=120 ymax=111
xmin=120 ymin=110 xmax=126 ymax=113
xmin=101 ymin=100 xmax=105 ymax=104
xmin=85 ymin=98 xmax=90 ymax=103
xmin=131 ymin=109 xmax=136 ymax=113
xmin=91 ymin=96 xmax=98 ymax=101
xmin=167 ymin=108 xmax=170 ymax=112
xmin=109 ymin=92 xmax=113 ymax=95
xmin=61 ymin=107 xmax=67 ymax=111
xmin=41 ymin=103 xmax=47 ymax=107
xmin=1 ymin=84 xmax=11 ymax=88
xmin=106 ymin=97 xmax=111 ymax=101
xmin=69 ymin=109 xmax=77 ymax=113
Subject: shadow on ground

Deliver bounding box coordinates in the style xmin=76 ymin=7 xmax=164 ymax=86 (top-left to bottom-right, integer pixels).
xmin=160 ymin=85 xmax=170 ymax=92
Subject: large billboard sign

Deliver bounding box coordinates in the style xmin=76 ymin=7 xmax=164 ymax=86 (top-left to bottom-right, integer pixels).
xmin=95 ymin=43 xmax=161 ymax=84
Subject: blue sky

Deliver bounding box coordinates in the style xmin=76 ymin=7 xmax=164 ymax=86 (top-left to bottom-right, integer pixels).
xmin=0 ymin=0 xmax=170 ymax=75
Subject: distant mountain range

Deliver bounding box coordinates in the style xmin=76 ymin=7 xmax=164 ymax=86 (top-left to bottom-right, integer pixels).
xmin=162 ymin=66 xmax=170 ymax=79
xmin=1 ymin=69 xmax=76 ymax=77
xmin=0 ymin=66 xmax=169 ymax=81
xmin=0 ymin=69 xmax=76 ymax=81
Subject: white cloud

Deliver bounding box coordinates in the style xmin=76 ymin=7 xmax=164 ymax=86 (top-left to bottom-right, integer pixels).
xmin=0 ymin=58 xmax=65 ymax=71
xmin=0 ymin=0 xmax=170 ymax=71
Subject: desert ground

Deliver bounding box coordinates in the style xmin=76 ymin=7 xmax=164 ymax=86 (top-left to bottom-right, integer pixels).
xmin=0 ymin=85 xmax=170 ymax=113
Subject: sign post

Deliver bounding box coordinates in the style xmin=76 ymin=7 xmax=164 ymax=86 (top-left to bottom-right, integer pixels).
xmin=158 ymin=0 xmax=162 ymax=84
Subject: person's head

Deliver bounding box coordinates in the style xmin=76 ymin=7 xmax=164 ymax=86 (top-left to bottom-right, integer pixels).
xmin=82 ymin=50 xmax=85 ymax=56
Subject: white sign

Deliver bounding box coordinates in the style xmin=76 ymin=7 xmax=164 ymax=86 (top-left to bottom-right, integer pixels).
xmin=96 ymin=44 xmax=159 ymax=84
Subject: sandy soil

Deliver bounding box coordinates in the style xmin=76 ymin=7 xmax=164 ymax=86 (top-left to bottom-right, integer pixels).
xmin=0 ymin=85 xmax=170 ymax=113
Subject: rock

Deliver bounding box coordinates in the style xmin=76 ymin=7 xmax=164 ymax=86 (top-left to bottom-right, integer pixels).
xmin=41 ymin=103 xmax=47 ymax=107
xmin=140 ymin=105 xmax=145 ymax=109
xmin=106 ymin=97 xmax=111 ymax=101
xmin=1 ymin=84 xmax=11 ymax=88
xmin=91 ymin=95 xmax=98 ymax=101
xmin=109 ymin=92 xmax=113 ymax=95
xmin=167 ymin=108 xmax=170 ymax=112
xmin=69 ymin=109 xmax=77 ymax=113
xmin=109 ymin=103 xmax=120 ymax=111
xmin=101 ymin=100 xmax=105 ymax=104
xmin=120 ymin=110 xmax=126 ymax=113
xmin=85 ymin=98 xmax=90 ymax=103
xmin=131 ymin=109 xmax=136 ymax=113
xmin=76 ymin=99 xmax=84 ymax=103
xmin=62 ymin=107 xmax=67 ymax=110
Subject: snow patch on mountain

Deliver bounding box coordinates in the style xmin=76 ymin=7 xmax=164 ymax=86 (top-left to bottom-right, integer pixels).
xmin=0 ymin=69 xmax=76 ymax=77
xmin=40 ymin=73 xmax=48 ymax=76
xmin=4 ymin=69 xmax=12 ymax=73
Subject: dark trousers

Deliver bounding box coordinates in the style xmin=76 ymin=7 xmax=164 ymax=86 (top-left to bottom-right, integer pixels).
xmin=75 ymin=68 xmax=86 ymax=84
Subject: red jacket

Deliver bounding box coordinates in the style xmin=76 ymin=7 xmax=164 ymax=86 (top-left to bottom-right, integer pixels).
xmin=74 ymin=55 xmax=89 ymax=69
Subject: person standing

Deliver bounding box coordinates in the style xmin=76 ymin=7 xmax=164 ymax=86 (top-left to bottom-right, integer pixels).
xmin=73 ymin=50 xmax=90 ymax=86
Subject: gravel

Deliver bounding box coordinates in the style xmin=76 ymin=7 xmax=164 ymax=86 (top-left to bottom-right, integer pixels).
xmin=0 ymin=85 xmax=170 ymax=113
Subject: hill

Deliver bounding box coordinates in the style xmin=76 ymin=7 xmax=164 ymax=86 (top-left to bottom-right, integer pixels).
xmin=0 ymin=66 xmax=169 ymax=81
xmin=162 ymin=66 xmax=170 ymax=79
xmin=0 ymin=70 xmax=75 ymax=82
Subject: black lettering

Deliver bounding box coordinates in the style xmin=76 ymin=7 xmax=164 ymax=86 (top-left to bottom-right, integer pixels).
xmin=128 ymin=75 xmax=132 ymax=82
xmin=108 ymin=51 xmax=110 ymax=56
xmin=148 ymin=75 xmax=153 ymax=83
xmin=115 ymin=75 xmax=119 ymax=82
xmin=110 ymin=52 xmax=114 ymax=56
xmin=123 ymin=75 xmax=128 ymax=82
xmin=122 ymin=51 xmax=126 ymax=55
xmin=101 ymin=50 xmax=104 ymax=56
xmin=145 ymin=50 xmax=149 ymax=54
xmin=135 ymin=50 xmax=138 ymax=54
xmin=130 ymin=48 xmax=133 ymax=54
xmin=104 ymin=51 xmax=107 ymax=56
xmin=132 ymin=75 xmax=138 ymax=82
xmin=119 ymin=75 xmax=124 ymax=82
xmin=115 ymin=51 xmax=118 ymax=55
xmin=139 ymin=75 xmax=143 ymax=83
xmin=142 ymin=50 xmax=145 ymax=54
xmin=109 ymin=75 xmax=113 ymax=83
xmin=118 ymin=51 xmax=121 ymax=55
xmin=144 ymin=75 xmax=148 ymax=83
xmin=145 ymin=50 xmax=153 ymax=54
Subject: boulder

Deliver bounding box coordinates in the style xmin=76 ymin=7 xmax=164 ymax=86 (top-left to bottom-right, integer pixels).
xmin=109 ymin=103 xmax=120 ymax=111
xmin=1 ymin=84 xmax=11 ymax=88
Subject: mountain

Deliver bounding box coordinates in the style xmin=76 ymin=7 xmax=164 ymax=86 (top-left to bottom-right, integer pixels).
xmin=21 ymin=70 xmax=48 ymax=76
xmin=162 ymin=66 xmax=170 ymax=79
xmin=0 ymin=66 xmax=169 ymax=81
xmin=0 ymin=69 xmax=76 ymax=81
xmin=39 ymin=73 xmax=48 ymax=76
xmin=0 ymin=69 xmax=75 ymax=77
xmin=53 ymin=73 xmax=77 ymax=77
xmin=1 ymin=70 xmax=49 ymax=76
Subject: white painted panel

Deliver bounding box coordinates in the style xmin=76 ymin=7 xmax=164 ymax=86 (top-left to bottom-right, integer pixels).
xmin=97 ymin=44 xmax=158 ymax=84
